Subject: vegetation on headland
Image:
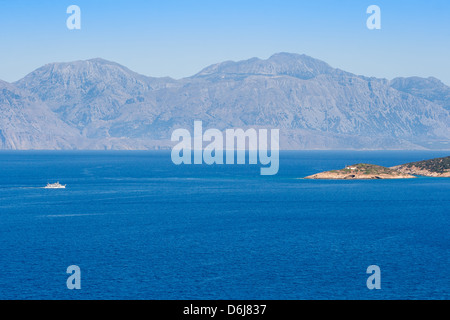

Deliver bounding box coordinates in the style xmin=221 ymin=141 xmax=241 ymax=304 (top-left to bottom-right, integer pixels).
xmin=391 ymin=156 xmax=450 ymax=177
xmin=304 ymin=163 xmax=416 ymax=180
xmin=305 ymin=156 xmax=450 ymax=180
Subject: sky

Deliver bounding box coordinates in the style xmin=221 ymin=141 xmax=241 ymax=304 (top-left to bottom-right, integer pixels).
xmin=0 ymin=0 xmax=449 ymax=84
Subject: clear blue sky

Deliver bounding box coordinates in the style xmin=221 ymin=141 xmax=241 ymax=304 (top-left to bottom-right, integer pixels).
xmin=1 ymin=0 xmax=449 ymax=84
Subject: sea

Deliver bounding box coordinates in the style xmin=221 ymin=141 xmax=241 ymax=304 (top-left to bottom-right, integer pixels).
xmin=0 ymin=151 xmax=448 ymax=300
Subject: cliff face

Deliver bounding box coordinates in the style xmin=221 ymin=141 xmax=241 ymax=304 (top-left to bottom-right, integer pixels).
xmin=305 ymin=164 xmax=416 ymax=180
xmin=0 ymin=53 xmax=449 ymax=150
xmin=392 ymin=156 xmax=450 ymax=177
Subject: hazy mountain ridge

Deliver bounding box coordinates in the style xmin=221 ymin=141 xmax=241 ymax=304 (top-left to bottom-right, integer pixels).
xmin=195 ymin=53 xmax=336 ymax=79
xmin=390 ymin=76 xmax=450 ymax=111
xmin=1 ymin=53 xmax=449 ymax=150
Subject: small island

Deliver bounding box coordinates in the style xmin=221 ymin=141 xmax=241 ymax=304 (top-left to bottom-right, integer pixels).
xmin=304 ymin=163 xmax=416 ymax=180
xmin=391 ymin=156 xmax=450 ymax=177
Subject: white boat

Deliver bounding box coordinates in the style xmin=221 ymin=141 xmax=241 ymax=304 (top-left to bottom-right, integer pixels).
xmin=44 ymin=182 xmax=66 ymax=189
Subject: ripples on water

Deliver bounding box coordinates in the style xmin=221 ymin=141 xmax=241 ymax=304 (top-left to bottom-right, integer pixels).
xmin=0 ymin=151 xmax=448 ymax=299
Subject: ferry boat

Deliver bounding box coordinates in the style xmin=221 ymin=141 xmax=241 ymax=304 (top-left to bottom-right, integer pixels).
xmin=44 ymin=182 xmax=66 ymax=189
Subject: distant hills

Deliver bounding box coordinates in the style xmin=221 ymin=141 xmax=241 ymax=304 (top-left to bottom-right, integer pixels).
xmin=1 ymin=53 xmax=449 ymax=150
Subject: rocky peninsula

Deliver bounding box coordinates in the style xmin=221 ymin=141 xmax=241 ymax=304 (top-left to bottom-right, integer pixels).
xmin=304 ymin=163 xmax=416 ymax=180
xmin=391 ymin=156 xmax=450 ymax=177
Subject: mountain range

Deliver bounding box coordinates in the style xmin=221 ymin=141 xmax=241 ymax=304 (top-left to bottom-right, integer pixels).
xmin=1 ymin=53 xmax=449 ymax=150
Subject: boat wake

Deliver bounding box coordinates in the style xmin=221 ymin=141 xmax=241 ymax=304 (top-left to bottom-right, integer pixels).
xmin=42 ymin=213 xmax=107 ymax=218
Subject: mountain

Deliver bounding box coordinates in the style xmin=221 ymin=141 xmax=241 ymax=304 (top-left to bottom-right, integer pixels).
xmin=0 ymin=80 xmax=82 ymax=149
xmin=390 ymin=77 xmax=450 ymax=111
xmin=0 ymin=53 xmax=449 ymax=150
xmin=16 ymin=59 xmax=170 ymax=129
xmin=195 ymin=53 xmax=335 ymax=79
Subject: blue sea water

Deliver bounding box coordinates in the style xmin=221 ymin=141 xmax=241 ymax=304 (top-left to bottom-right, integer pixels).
xmin=0 ymin=151 xmax=448 ymax=300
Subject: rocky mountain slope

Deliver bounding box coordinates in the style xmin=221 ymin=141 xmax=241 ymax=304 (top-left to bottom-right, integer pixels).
xmin=0 ymin=80 xmax=82 ymax=149
xmin=0 ymin=53 xmax=448 ymax=150
xmin=390 ymin=77 xmax=450 ymax=111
